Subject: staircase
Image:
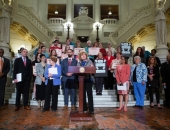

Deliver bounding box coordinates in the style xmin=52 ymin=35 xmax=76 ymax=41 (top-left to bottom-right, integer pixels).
xmin=5 ymin=84 xmax=164 ymax=107
xmin=109 ymin=0 xmax=170 ymax=46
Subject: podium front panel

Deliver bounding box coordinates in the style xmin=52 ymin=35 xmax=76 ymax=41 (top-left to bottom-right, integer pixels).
xmin=68 ymin=66 xmax=96 ymax=74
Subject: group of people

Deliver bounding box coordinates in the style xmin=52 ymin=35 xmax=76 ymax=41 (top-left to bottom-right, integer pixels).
xmin=0 ymin=37 xmax=170 ymax=113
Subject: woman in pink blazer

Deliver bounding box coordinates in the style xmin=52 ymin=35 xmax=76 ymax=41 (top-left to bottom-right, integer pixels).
xmin=116 ymin=56 xmax=131 ymax=112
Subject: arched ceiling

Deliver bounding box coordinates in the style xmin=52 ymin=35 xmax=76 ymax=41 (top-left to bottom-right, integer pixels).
xmin=128 ymin=7 xmax=170 ymax=45
xmin=10 ymin=21 xmax=39 ymax=47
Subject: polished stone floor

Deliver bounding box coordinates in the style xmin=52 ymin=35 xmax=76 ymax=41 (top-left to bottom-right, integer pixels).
xmin=0 ymin=105 xmax=170 ymax=130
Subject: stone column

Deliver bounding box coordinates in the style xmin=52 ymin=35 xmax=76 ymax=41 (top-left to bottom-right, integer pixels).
xmin=156 ymin=45 xmax=168 ymax=63
xmin=0 ymin=42 xmax=11 ymax=60
xmin=94 ymin=0 xmax=100 ymax=22
xmin=66 ymin=0 xmax=73 ymax=22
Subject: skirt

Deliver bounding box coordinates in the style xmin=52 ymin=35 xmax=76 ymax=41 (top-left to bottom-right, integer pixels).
xmin=117 ymin=81 xmax=129 ymax=95
xmin=36 ymin=82 xmax=46 ymax=100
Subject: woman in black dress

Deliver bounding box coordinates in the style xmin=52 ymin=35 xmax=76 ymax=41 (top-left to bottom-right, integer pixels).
xmin=147 ymin=56 xmax=162 ymax=109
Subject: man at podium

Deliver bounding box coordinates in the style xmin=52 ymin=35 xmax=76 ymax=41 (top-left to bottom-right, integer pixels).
xmin=77 ymin=51 xmax=94 ymax=114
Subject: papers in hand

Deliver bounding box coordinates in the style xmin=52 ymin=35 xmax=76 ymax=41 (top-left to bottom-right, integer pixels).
xmin=48 ymin=68 xmax=58 ymax=74
xmin=17 ymin=73 xmax=22 ymax=82
xmin=48 ymin=68 xmax=58 ymax=79
xmin=117 ymin=82 xmax=128 ymax=90
xmin=33 ymin=63 xmax=38 ymax=74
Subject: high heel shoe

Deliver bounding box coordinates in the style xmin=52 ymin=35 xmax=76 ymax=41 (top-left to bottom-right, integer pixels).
xmin=116 ymin=106 xmax=124 ymax=111
xmin=124 ymin=107 xmax=127 ymax=112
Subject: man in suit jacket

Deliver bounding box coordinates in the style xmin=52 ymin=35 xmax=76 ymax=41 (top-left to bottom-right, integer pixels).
xmin=61 ymin=49 xmax=77 ymax=110
xmin=161 ymin=54 xmax=170 ymax=108
xmin=13 ymin=49 xmax=32 ymax=111
xmin=0 ymin=49 xmax=10 ymax=110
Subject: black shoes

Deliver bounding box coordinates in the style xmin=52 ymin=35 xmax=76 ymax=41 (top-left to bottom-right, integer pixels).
xmin=42 ymin=109 xmax=49 ymax=112
xmin=139 ymin=106 xmax=143 ymax=109
xmin=133 ymin=105 xmax=139 ymax=108
xmin=96 ymin=92 xmax=102 ymax=95
xmin=133 ymin=105 xmax=143 ymax=109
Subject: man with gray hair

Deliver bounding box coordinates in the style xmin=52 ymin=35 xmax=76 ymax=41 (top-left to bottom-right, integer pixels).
xmin=131 ymin=56 xmax=148 ymax=109
xmin=85 ymin=40 xmax=94 ymax=62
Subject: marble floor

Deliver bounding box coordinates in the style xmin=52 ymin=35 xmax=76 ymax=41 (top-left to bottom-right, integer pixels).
xmin=0 ymin=105 xmax=170 ymax=130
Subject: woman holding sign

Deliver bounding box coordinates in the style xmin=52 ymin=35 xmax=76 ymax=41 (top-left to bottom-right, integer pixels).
xmin=77 ymin=51 xmax=94 ymax=114
xmin=43 ymin=56 xmax=61 ymax=112
xmin=116 ymin=56 xmax=130 ymax=112
xmin=95 ymin=52 xmax=105 ymax=95
xmin=49 ymin=50 xmax=60 ymax=65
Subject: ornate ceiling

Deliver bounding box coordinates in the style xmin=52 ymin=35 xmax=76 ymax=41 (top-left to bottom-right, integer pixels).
xmin=128 ymin=7 xmax=170 ymax=45
xmin=10 ymin=21 xmax=39 ymax=47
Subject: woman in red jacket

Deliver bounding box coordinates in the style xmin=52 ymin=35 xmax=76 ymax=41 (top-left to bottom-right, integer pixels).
xmin=105 ymin=50 xmax=115 ymax=89
xmin=99 ymin=43 xmax=106 ymax=57
xmin=116 ymin=56 xmax=130 ymax=112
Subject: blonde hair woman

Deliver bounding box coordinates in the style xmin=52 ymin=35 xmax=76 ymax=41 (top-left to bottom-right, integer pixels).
xmin=77 ymin=52 xmax=94 ymax=114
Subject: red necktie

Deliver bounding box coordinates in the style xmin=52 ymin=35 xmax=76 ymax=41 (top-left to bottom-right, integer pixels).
xmin=24 ymin=58 xmax=26 ymax=66
xmin=68 ymin=59 xmax=72 ymax=66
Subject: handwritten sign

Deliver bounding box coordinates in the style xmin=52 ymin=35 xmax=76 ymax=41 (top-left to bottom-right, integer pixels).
xmin=74 ymin=48 xmax=85 ymax=55
xmin=88 ymin=48 xmax=100 ymax=55
xmin=55 ymin=49 xmax=62 ymax=57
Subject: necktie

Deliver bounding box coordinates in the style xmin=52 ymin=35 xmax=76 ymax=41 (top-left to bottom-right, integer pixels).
xmin=68 ymin=59 xmax=72 ymax=66
xmin=23 ymin=58 xmax=26 ymax=66
xmin=0 ymin=57 xmax=3 ymax=73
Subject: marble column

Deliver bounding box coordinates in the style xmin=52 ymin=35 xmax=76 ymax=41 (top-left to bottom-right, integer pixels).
xmin=156 ymin=45 xmax=168 ymax=63
xmin=94 ymin=0 xmax=100 ymax=22
xmin=66 ymin=0 xmax=73 ymax=22
xmin=0 ymin=42 xmax=11 ymax=60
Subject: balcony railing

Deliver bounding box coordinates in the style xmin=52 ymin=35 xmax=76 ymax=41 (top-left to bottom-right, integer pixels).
xmin=102 ymin=19 xmax=118 ymax=25
xmin=48 ymin=18 xmax=66 ymax=24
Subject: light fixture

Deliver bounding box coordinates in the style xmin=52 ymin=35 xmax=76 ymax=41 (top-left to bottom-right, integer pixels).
xmin=66 ymin=23 xmax=71 ymax=28
xmin=108 ymin=11 xmax=112 ymax=15
xmin=95 ymin=24 xmax=100 ymax=28
xmin=81 ymin=37 xmax=84 ymax=38
xmin=55 ymin=10 xmax=58 ymax=14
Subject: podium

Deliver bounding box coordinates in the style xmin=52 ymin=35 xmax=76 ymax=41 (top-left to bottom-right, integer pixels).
xmin=68 ymin=66 xmax=96 ymax=121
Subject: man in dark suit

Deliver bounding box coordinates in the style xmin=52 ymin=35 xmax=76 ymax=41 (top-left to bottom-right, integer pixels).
xmin=161 ymin=54 xmax=170 ymax=108
xmin=13 ymin=49 xmax=32 ymax=111
xmin=61 ymin=49 xmax=77 ymax=110
xmin=0 ymin=49 xmax=10 ymax=110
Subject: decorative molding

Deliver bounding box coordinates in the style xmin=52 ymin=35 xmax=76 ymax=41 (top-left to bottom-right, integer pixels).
xmin=109 ymin=0 xmax=170 ymax=46
xmin=72 ymin=15 xmax=95 ymax=23
xmin=128 ymin=7 xmax=170 ymax=45
xmin=10 ymin=21 xmax=39 ymax=47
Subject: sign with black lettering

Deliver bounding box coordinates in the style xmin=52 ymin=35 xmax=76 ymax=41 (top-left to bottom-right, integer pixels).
xmin=94 ymin=59 xmax=107 ymax=77
xmin=120 ymin=42 xmax=132 ymax=57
